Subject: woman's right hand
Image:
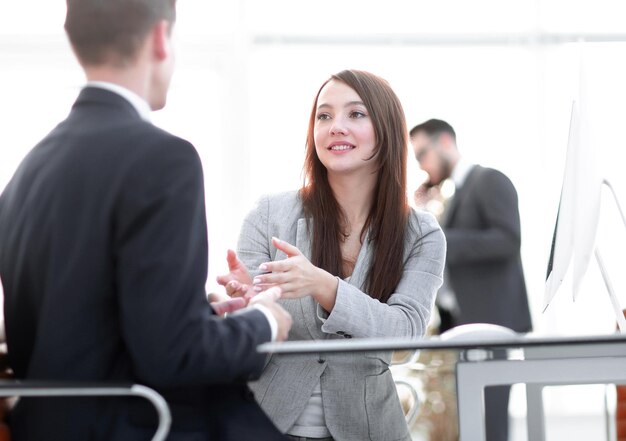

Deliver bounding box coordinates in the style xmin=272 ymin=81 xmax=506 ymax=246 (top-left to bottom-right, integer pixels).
xmin=216 ymin=249 xmax=254 ymax=298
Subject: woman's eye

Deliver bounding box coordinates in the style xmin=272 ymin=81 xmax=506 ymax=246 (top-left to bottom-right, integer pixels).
xmin=350 ymin=111 xmax=367 ymax=118
xmin=316 ymin=113 xmax=331 ymax=121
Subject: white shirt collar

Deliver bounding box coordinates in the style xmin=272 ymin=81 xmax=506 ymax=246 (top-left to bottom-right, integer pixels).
xmin=451 ymin=156 xmax=475 ymax=189
xmin=85 ymin=81 xmax=152 ymax=122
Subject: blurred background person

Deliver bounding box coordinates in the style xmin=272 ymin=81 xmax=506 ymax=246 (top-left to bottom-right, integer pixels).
xmin=218 ymin=69 xmax=446 ymax=441
xmin=410 ymin=118 xmax=532 ymax=441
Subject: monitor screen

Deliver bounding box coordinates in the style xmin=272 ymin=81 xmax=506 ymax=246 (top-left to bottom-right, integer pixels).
xmin=544 ymin=91 xmax=602 ymax=310
xmin=544 ymin=101 xmax=579 ymax=311
xmin=544 ymin=90 xmax=624 ymax=331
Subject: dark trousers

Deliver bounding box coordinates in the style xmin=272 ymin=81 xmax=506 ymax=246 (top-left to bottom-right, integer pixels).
xmin=485 ymin=385 xmax=510 ymax=441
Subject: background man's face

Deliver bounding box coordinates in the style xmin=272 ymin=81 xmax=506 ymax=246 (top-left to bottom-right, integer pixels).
xmin=411 ymin=132 xmax=449 ymax=186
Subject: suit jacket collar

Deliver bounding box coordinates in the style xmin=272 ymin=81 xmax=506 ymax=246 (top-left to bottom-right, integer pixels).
xmin=451 ymin=157 xmax=475 ymax=188
xmin=295 ymin=218 xmax=321 ymax=339
xmin=85 ymin=82 xmax=152 ymax=121
xmin=73 ymin=86 xmax=145 ymax=121
xmin=443 ymin=164 xmax=483 ymax=227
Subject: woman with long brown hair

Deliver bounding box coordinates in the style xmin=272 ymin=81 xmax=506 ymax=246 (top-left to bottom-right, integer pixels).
xmin=218 ymin=69 xmax=445 ymax=441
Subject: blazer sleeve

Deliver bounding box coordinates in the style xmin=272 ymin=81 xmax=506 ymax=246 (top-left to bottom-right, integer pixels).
xmin=445 ymin=168 xmax=522 ymax=265
xmin=321 ymin=211 xmax=446 ymax=339
xmin=114 ymin=134 xmax=271 ymax=388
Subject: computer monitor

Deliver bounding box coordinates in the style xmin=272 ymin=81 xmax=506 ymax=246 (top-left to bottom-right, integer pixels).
xmin=544 ymin=97 xmax=626 ymax=332
xmin=544 ymin=100 xmax=580 ymax=310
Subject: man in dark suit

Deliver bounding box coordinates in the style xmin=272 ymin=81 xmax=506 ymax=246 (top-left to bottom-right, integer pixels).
xmin=0 ymin=1 xmax=291 ymax=440
xmin=410 ymin=119 xmax=532 ymax=441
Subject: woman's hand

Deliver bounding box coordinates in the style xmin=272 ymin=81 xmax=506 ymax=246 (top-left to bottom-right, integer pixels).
xmin=216 ymin=249 xmax=254 ymax=298
xmin=253 ymin=237 xmax=338 ymax=310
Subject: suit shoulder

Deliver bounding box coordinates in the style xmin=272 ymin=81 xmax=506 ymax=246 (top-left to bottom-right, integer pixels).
xmin=126 ymin=124 xmax=201 ymax=168
xmin=263 ymin=190 xmax=300 ymax=207
xmin=472 ymin=165 xmax=516 ymax=192
xmin=408 ymin=207 xmax=443 ymax=236
xmin=140 ymin=124 xmax=196 ymax=154
xmin=242 ymin=190 xmax=303 ymax=241
xmin=476 ymin=165 xmax=513 ymax=184
xmin=250 ymin=190 xmax=302 ymax=216
xmin=405 ymin=208 xmax=446 ymax=260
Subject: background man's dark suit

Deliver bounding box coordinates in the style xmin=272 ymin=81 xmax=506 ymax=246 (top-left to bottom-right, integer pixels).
xmin=0 ymin=87 xmax=286 ymax=440
xmin=443 ymin=164 xmax=532 ymax=441
xmin=443 ymin=165 xmax=532 ymax=333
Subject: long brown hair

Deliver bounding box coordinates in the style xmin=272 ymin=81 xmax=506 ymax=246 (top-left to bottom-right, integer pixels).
xmin=301 ymin=69 xmax=410 ymax=303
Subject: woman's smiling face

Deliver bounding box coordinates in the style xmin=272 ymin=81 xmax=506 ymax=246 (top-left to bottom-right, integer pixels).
xmin=313 ymin=80 xmax=378 ymax=178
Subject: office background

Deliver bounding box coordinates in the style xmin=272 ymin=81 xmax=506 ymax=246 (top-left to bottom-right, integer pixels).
xmin=2 ymin=1 xmax=626 ymax=437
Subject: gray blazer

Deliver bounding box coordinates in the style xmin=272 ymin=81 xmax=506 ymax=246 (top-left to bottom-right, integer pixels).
xmin=237 ymin=191 xmax=446 ymax=441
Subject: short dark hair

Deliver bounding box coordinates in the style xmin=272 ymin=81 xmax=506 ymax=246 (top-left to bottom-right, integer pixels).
xmin=409 ymin=118 xmax=456 ymax=142
xmin=65 ymin=0 xmax=176 ymax=66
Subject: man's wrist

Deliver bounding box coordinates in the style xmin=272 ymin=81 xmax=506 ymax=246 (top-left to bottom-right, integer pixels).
xmin=250 ymin=304 xmax=278 ymax=342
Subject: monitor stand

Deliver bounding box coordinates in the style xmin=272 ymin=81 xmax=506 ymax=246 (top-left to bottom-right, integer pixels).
xmin=595 ymin=179 xmax=626 ymax=333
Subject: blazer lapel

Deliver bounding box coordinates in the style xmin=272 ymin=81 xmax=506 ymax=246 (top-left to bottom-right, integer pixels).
xmin=294 ymin=219 xmax=372 ymax=339
xmin=295 ymin=218 xmax=325 ymax=339
xmin=295 ymin=218 xmax=312 ymax=259
xmin=442 ymin=165 xmax=480 ymax=227
xmin=348 ymin=229 xmax=372 ymax=291
xmin=441 ymin=185 xmax=461 ymax=227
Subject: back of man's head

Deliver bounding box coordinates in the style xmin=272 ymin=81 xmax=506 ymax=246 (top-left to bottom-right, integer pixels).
xmin=65 ymin=0 xmax=176 ymax=67
xmin=410 ymin=118 xmax=456 ymax=143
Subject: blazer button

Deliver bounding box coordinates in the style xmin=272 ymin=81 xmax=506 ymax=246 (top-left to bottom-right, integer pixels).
xmin=318 ymin=358 xmax=325 ymax=364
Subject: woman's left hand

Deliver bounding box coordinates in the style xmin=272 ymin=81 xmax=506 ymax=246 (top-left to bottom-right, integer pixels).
xmin=216 ymin=249 xmax=255 ymax=298
xmin=253 ymin=237 xmax=338 ymax=307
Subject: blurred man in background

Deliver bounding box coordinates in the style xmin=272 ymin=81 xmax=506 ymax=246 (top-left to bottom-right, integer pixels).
xmin=410 ymin=118 xmax=532 ymax=441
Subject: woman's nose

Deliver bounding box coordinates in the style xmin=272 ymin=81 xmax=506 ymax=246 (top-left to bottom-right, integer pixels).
xmin=330 ymin=118 xmax=347 ymax=135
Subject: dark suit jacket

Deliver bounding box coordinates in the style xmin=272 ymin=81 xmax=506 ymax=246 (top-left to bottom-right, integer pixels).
xmin=443 ymin=165 xmax=532 ymax=333
xmin=0 ymin=87 xmax=286 ymax=440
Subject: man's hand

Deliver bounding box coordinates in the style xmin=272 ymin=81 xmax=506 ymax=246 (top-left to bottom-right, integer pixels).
xmin=414 ymin=183 xmax=439 ymax=208
xmin=207 ymin=291 xmax=247 ymax=316
xmin=249 ymin=287 xmax=292 ymax=342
